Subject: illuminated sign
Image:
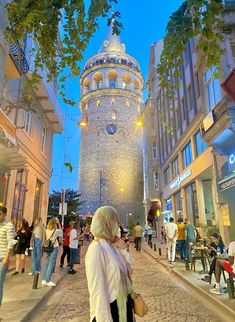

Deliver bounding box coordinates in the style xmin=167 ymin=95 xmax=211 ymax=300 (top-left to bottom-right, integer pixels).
xmin=170 ymin=169 xmax=192 ymax=190
xmin=229 ymin=154 xmax=235 ymax=165
xmin=218 ymin=173 xmax=235 ymax=192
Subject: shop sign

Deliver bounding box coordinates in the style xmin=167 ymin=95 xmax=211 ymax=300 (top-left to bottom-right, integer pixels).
xmin=218 ymin=174 xmax=235 ymax=192
xmin=170 ymin=169 xmax=192 ymax=190
xmin=221 ymin=204 xmax=230 ymax=227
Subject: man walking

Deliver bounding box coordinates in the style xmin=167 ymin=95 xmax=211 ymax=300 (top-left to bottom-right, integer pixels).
xmin=165 ymin=217 xmax=178 ymax=263
xmin=184 ymin=218 xmax=196 ymax=265
xmin=177 ymin=218 xmax=186 ymax=260
xmin=133 ymin=222 xmax=143 ymax=252
xmin=0 ymin=206 xmax=14 ymax=306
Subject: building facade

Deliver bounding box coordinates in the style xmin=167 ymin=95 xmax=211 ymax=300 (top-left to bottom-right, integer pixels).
xmin=78 ymin=24 xmax=144 ymax=224
xmin=144 ymin=2 xmax=235 ymax=243
xmin=0 ymin=1 xmax=63 ymax=226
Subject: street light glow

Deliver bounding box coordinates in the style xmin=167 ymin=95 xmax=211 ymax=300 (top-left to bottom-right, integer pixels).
xmin=136 ymin=117 xmax=144 ymax=127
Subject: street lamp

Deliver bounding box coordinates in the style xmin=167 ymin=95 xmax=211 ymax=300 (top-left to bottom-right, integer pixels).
xmin=135 ymin=117 xmax=144 ymax=127
xmin=77 ymin=113 xmax=88 ymax=127
xmin=125 ymin=212 xmax=132 ymax=228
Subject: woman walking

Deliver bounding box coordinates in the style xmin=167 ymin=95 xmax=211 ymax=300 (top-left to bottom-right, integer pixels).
xmin=68 ymin=221 xmax=79 ymax=274
xmin=12 ymin=219 xmax=31 ymax=275
xmin=42 ymin=218 xmax=63 ymax=287
xmin=28 ymin=217 xmax=45 ymax=275
xmin=85 ymin=206 xmax=134 ymax=322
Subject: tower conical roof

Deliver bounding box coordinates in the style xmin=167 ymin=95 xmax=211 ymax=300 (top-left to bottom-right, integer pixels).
xmin=98 ymin=22 xmax=125 ymax=54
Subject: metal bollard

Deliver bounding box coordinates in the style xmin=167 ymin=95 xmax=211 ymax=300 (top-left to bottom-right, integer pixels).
xmin=154 ymin=244 xmax=157 ymax=252
xmin=32 ymin=272 xmax=39 ymax=289
xmin=150 ymin=241 xmax=153 ymax=249
xmin=159 ymin=248 xmax=162 ymax=256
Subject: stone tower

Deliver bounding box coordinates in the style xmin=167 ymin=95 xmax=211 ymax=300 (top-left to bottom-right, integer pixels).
xmin=78 ymin=24 xmax=144 ymax=224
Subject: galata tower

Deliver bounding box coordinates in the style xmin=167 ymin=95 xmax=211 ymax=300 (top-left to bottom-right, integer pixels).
xmin=78 ymin=23 xmax=144 ymax=224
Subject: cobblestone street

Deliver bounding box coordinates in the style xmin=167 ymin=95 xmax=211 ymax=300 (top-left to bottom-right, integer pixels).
xmin=31 ymin=248 xmax=225 ymax=322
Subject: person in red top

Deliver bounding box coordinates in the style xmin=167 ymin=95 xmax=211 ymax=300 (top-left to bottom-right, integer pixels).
xmin=60 ymin=222 xmax=72 ymax=269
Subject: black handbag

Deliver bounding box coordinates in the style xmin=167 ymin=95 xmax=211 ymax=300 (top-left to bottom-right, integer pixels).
xmin=43 ymin=229 xmax=56 ymax=253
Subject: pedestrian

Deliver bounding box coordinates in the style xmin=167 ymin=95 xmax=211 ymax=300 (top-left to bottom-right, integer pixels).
xmin=161 ymin=225 xmax=167 ymax=244
xmin=0 ymin=206 xmax=14 ymax=307
xmin=209 ymin=241 xmax=235 ymax=295
xmin=28 ymin=217 xmax=45 ymax=276
xmin=42 ymin=218 xmax=63 ymax=287
xmin=147 ymin=224 xmax=153 ymax=245
xmin=68 ymin=221 xmax=79 ymax=274
xmin=201 ymin=233 xmax=225 ymax=283
xmin=60 ymin=222 xmax=72 ymax=269
xmin=133 ymin=222 xmax=143 ymax=252
xmin=85 ymin=206 xmax=134 ymax=322
xmin=12 ymin=219 xmax=31 ymax=275
xmin=177 ymin=218 xmax=186 ymax=261
xmin=165 ymin=217 xmax=178 ymax=263
xmin=84 ymin=223 xmax=91 ymax=246
xmin=184 ymin=218 xmax=196 ymax=263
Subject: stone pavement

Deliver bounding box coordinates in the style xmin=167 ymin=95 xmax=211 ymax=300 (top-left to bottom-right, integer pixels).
xmin=30 ymin=246 xmax=228 ymax=322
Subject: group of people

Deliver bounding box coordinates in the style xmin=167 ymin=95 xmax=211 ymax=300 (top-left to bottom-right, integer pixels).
xmin=0 ymin=205 xmax=93 ymax=310
xmin=163 ymin=216 xmax=235 ymax=296
xmin=164 ymin=217 xmax=196 ymax=264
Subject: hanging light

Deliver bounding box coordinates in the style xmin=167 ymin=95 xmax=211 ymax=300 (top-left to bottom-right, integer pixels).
xmin=136 ymin=117 xmax=144 ymax=127
xmin=77 ymin=113 xmax=88 ymax=127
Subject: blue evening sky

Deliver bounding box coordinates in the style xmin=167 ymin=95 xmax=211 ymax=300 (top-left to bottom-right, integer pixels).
xmin=50 ymin=0 xmax=183 ymax=192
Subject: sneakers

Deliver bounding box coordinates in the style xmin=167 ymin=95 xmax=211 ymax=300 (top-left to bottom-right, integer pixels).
xmin=209 ymin=287 xmax=222 ymax=295
xmin=41 ymin=280 xmax=47 ymax=285
xmin=28 ymin=272 xmax=33 ymax=276
xmin=45 ymin=281 xmax=56 ymax=287
xmin=68 ymin=269 xmax=77 ymax=275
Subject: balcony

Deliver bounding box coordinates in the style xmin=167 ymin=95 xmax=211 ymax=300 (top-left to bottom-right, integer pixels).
xmin=26 ymin=58 xmax=63 ymax=134
xmin=202 ymin=97 xmax=235 ymax=154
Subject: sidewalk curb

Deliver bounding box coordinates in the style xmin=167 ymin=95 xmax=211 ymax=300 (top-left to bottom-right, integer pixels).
xmin=21 ymin=270 xmax=67 ymax=322
xmin=143 ymin=246 xmax=235 ymax=321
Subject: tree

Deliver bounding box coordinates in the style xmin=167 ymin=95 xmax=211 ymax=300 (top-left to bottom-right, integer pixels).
xmin=48 ymin=189 xmax=85 ymax=219
xmin=5 ymin=1 xmax=122 ymax=105
xmin=156 ymin=0 xmax=226 ymax=98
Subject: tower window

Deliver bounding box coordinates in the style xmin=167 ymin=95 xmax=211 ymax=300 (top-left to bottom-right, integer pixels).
xmin=109 ymin=78 xmax=116 ymax=89
xmin=122 ymin=74 xmax=131 ymax=90
xmin=126 ymin=101 xmax=130 ymax=107
xmin=112 ymin=110 xmax=117 ymax=120
xmin=111 ymin=98 xmax=116 ymax=105
xmin=97 ymin=100 xmax=101 ymax=107
xmin=93 ymin=72 xmax=103 ymax=90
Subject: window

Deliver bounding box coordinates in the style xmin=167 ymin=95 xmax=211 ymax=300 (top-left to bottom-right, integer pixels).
xmin=187 ymin=85 xmax=193 ymax=110
xmin=164 ymin=166 xmax=170 ymax=185
xmin=33 ymin=179 xmax=42 ymax=221
xmin=12 ymin=170 xmax=27 ymax=227
xmin=194 ymin=72 xmax=200 ymax=98
xmin=96 ymin=100 xmax=101 ymax=107
xmin=153 ymin=172 xmax=159 ymax=191
xmin=109 ymin=78 xmax=116 ymax=89
xmin=152 ymin=142 xmax=157 ymax=160
xmin=185 ymin=182 xmax=199 ymax=226
xmin=23 ymin=111 xmax=33 ymax=136
xmin=122 ymin=80 xmax=128 ymax=89
xmin=181 ymin=98 xmax=186 ymax=121
xmin=175 ymin=191 xmax=182 ymax=216
xmin=111 ymin=110 xmax=117 ymax=120
xmin=183 ymin=142 xmax=192 ymax=168
xmin=41 ymin=125 xmax=46 ymax=153
xmin=205 ymin=67 xmax=221 ymax=111
xmin=172 ymin=156 xmax=179 ymax=178
xmin=231 ymin=42 xmax=235 ymax=57
xmin=194 ymin=130 xmax=207 ymax=157
xmin=150 ymin=113 xmax=155 ymax=129
xmin=96 ymin=79 xmax=103 ymax=89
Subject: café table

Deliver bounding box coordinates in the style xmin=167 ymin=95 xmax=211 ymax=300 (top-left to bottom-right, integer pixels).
xmin=191 ymin=245 xmax=210 ymax=274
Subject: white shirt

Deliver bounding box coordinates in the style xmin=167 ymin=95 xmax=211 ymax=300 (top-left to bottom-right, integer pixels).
xmin=45 ymin=229 xmax=63 ymax=248
xmin=228 ymin=241 xmax=235 ymax=271
xmin=165 ymin=222 xmax=178 ymax=240
xmin=33 ymin=225 xmax=45 ymax=239
xmin=0 ymin=220 xmax=15 ymax=259
xmin=69 ymin=228 xmax=78 ymax=249
xmin=85 ymin=239 xmax=133 ymax=322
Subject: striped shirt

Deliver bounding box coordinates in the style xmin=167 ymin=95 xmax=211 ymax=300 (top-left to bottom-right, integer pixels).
xmin=0 ymin=220 xmax=15 ymax=260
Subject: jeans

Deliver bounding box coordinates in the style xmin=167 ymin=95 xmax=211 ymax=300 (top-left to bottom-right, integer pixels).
xmin=60 ymin=245 xmax=70 ymax=266
xmin=69 ymin=248 xmax=77 ymax=269
xmin=0 ymin=263 xmax=8 ymax=306
xmin=167 ymin=239 xmax=176 ymax=262
xmin=185 ymin=240 xmax=195 ymax=261
xmin=209 ymin=257 xmax=216 ymax=276
xmin=42 ymin=247 xmax=58 ymax=282
xmin=31 ymin=238 xmax=42 ymax=273
xmin=135 ymin=237 xmax=142 ymax=252
xmin=178 ymin=240 xmax=186 ymax=260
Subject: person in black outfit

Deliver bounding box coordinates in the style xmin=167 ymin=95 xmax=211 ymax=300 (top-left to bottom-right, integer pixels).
xmin=12 ymin=219 xmax=31 ymax=275
xmin=201 ymin=233 xmax=225 ymax=283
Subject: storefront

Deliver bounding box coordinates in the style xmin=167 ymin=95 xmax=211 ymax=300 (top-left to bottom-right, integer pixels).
xmin=162 ymin=147 xmax=216 ymax=231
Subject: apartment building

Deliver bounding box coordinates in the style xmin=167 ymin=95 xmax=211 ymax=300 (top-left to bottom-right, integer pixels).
xmin=144 ymin=1 xmax=235 ymax=243
xmin=0 ymin=1 xmax=63 ymax=226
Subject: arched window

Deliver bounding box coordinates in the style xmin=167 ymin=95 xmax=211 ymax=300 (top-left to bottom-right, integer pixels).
xmin=111 ymin=109 xmax=117 ymax=120
xmin=134 ymin=79 xmax=141 ymax=92
xmin=107 ymin=71 xmax=118 ymax=89
xmin=84 ymin=78 xmax=90 ymax=93
xmin=93 ymin=72 xmax=103 ymax=90
xmin=122 ymin=74 xmax=131 ymax=90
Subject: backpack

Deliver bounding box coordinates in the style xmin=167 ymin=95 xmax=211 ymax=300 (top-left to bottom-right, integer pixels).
xmin=43 ymin=229 xmax=56 ymax=253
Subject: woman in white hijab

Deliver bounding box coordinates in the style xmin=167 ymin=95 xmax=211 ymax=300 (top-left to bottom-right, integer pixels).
xmin=85 ymin=206 xmax=134 ymax=322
